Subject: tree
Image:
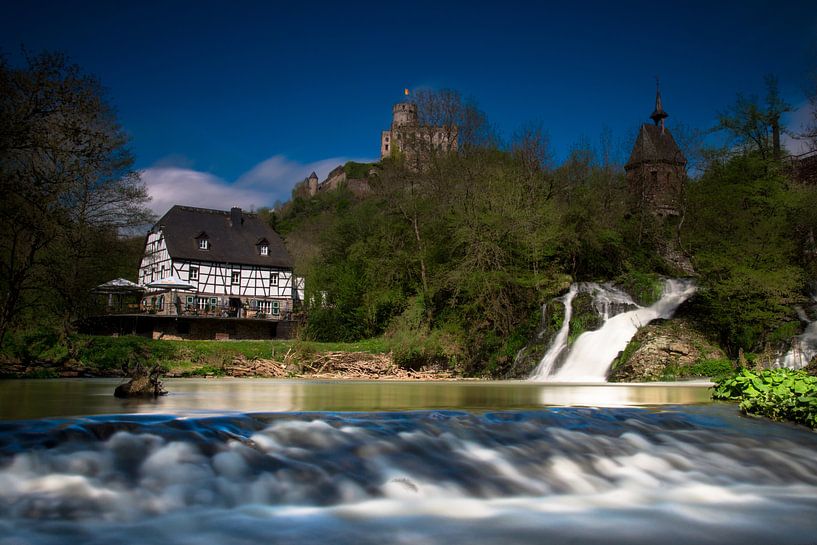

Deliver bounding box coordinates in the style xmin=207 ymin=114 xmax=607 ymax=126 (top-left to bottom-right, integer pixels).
xmin=0 ymin=51 xmax=152 ymax=344
xmin=717 ymin=75 xmax=791 ymax=160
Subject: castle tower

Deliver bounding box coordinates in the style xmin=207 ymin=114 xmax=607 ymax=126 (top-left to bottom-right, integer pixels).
xmin=391 ymin=101 xmax=418 ymax=127
xmin=625 ymin=84 xmax=686 ymax=217
xmin=307 ymin=171 xmax=319 ymax=196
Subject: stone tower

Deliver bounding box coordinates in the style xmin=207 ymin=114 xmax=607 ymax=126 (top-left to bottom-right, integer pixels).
xmin=307 ymin=172 xmax=319 ymax=196
xmin=391 ymin=102 xmax=418 ymax=127
xmin=381 ymin=101 xmax=419 ymax=158
xmin=625 ymin=85 xmax=686 ymax=217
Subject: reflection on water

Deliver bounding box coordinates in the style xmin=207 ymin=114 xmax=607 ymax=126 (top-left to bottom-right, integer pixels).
xmin=0 ymin=378 xmax=714 ymax=419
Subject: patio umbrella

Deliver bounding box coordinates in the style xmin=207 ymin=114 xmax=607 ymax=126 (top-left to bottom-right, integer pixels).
xmin=146 ymin=276 xmax=195 ymax=290
xmin=93 ymin=278 xmax=146 ymax=294
xmin=146 ymin=276 xmax=196 ymax=315
xmin=92 ymin=278 xmax=146 ymax=311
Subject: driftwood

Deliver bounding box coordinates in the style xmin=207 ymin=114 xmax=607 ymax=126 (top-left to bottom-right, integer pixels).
xmin=225 ymin=352 xmax=453 ymax=380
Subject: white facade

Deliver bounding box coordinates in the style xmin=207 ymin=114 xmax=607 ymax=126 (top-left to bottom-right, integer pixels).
xmin=138 ymin=230 xmax=297 ymax=318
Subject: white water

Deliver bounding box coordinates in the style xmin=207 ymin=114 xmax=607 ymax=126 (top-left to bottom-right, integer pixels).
xmin=2 ymin=409 xmax=817 ymax=545
xmin=531 ymin=279 xmax=696 ymax=382
xmin=530 ymin=284 xmax=578 ymax=377
xmin=776 ymin=299 xmax=817 ymax=370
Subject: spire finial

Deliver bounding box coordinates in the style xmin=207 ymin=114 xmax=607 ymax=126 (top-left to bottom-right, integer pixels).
xmin=650 ymin=76 xmax=668 ymax=131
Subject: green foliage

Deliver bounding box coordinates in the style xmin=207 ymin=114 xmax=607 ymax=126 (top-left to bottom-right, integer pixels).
xmin=687 ymin=358 xmax=735 ymax=379
xmin=616 ymin=271 xmax=663 ymax=306
xmin=683 ymin=154 xmax=809 ymax=355
xmin=343 ymin=161 xmax=375 ymax=179
xmin=713 ymin=368 xmax=817 ymax=428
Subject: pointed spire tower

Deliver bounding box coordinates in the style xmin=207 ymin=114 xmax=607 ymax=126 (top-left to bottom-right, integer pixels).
xmin=624 ymin=81 xmax=686 ymax=217
xmin=650 ymin=78 xmax=669 ymax=133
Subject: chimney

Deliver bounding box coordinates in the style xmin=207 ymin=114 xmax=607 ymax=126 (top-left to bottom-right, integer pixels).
xmin=230 ymin=207 xmax=242 ymax=228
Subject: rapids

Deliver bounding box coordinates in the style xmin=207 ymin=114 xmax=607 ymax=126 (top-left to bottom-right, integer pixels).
xmin=1 ymin=408 xmax=816 ymax=545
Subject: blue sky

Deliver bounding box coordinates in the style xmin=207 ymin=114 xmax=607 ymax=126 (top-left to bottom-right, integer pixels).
xmin=3 ymin=0 xmax=816 ymax=212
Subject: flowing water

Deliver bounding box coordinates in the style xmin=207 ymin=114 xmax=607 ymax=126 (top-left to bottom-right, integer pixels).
xmin=530 ymin=279 xmax=697 ymax=382
xmin=776 ymin=299 xmax=817 ymax=370
xmin=0 ymin=379 xmax=816 ymax=544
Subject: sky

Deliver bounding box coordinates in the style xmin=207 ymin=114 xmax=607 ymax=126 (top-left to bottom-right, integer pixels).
xmin=2 ymin=0 xmax=816 ymax=214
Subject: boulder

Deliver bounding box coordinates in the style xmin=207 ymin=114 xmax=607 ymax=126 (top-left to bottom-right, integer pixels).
xmin=608 ymin=318 xmax=727 ymax=382
xmin=114 ymin=364 xmax=167 ymax=398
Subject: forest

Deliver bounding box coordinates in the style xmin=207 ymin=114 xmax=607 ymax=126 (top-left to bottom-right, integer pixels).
xmin=2 ymin=53 xmax=817 ymax=378
xmin=273 ymin=86 xmax=817 ymax=376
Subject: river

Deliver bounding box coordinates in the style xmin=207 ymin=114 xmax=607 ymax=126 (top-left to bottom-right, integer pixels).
xmin=1 ymin=379 xmax=816 ymax=544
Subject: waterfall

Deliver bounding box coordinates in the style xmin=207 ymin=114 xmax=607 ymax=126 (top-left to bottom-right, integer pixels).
xmin=530 ymin=279 xmax=696 ymax=383
xmin=529 ymin=284 xmax=579 ymax=378
xmin=776 ymin=298 xmax=817 ymax=370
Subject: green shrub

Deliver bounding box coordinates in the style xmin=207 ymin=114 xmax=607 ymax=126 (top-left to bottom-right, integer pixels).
xmin=713 ymin=368 xmax=817 ymax=429
xmin=616 ymin=271 xmax=663 ymax=306
xmin=688 ymin=358 xmax=735 ymax=379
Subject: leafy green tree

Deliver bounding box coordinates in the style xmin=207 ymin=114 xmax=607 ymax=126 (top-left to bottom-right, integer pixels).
xmin=717 ymin=75 xmax=790 ymax=160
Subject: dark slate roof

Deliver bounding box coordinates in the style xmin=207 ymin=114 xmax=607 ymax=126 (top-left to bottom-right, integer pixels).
xmin=152 ymin=206 xmax=293 ymax=268
xmin=625 ymin=124 xmax=686 ymax=169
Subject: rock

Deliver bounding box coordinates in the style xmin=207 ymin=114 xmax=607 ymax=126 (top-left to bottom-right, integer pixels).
xmin=114 ymin=364 xmax=167 ymax=398
xmin=806 ymin=356 xmax=817 ymax=377
xmin=608 ymin=318 xmax=728 ymax=382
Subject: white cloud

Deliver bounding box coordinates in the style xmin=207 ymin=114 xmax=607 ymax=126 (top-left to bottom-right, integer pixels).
xmin=141 ymin=154 xmax=375 ymax=216
xmin=141 ymin=167 xmax=268 ymax=216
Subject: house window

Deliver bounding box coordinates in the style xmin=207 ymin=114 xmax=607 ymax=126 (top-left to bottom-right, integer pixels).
xmin=198 ymin=238 xmax=209 ymax=250
xmin=270 ymin=272 xmax=279 ymax=286
xmin=271 ymin=301 xmax=280 ymax=316
xmin=189 ymin=266 xmax=199 ymax=281
xmin=151 ymin=268 xmax=156 ymax=281
xmin=231 ymin=271 xmax=241 ymax=284
xmin=260 ymin=245 xmax=269 ymax=256
xmin=256 ymin=300 xmax=272 ymax=313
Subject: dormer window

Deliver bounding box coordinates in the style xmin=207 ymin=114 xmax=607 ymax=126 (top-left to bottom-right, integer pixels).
xmin=256 ymin=238 xmax=270 ymax=256
xmin=196 ymin=232 xmax=210 ymax=250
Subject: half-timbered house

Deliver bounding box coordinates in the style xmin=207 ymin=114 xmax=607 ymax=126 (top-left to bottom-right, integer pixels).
xmin=138 ymin=205 xmax=301 ymax=320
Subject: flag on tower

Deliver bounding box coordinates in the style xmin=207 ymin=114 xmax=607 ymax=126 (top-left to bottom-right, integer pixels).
xmin=404 ymin=88 xmax=410 ymax=96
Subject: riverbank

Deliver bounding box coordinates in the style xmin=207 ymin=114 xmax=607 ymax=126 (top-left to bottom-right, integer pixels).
xmin=0 ymin=335 xmax=455 ymax=380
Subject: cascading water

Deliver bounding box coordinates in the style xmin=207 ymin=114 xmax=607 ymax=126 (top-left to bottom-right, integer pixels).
xmin=776 ymin=297 xmax=817 ymax=370
xmin=530 ymin=279 xmax=696 ymax=382
xmin=529 ymin=284 xmax=578 ymax=378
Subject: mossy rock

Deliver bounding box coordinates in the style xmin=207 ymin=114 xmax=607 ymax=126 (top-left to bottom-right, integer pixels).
xmin=503 ymin=299 xmax=566 ymax=379
xmin=568 ymin=292 xmax=603 ymax=345
xmin=608 ymin=318 xmax=729 ymax=382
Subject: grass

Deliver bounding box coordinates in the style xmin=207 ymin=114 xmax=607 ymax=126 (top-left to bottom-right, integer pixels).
xmin=1 ymin=333 xmax=390 ymax=377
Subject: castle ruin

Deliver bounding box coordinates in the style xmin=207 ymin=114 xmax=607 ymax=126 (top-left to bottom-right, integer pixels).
xmin=380 ymin=100 xmax=457 ymax=162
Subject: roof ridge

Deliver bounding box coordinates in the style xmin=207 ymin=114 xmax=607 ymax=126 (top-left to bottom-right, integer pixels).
xmin=173 ymin=205 xmax=257 ymax=217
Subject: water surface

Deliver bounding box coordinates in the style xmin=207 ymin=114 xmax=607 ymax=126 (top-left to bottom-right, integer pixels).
xmin=2 ymin=379 xmax=815 ymax=545
xmin=0 ymin=378 xmax=713 ymax=419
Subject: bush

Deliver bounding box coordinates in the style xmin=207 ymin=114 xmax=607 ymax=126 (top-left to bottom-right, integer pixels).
xmin=713 ymin=368 xmax=817 ymax=428
xmin=687 ymin=358 xmax=735 ymax=379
